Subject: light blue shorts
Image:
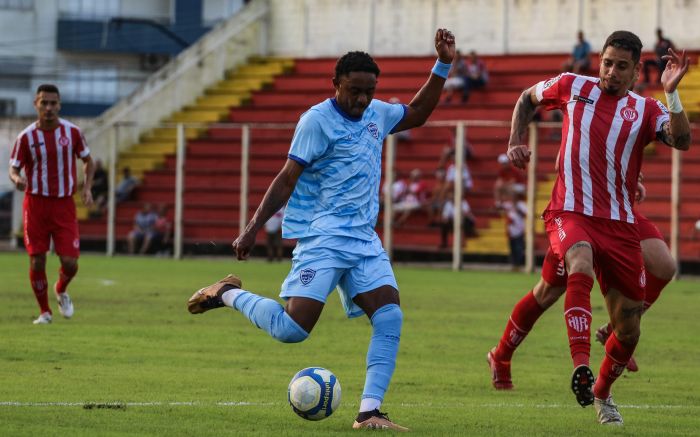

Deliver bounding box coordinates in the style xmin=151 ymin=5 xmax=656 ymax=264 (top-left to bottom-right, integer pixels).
xmin=280 ymin=235 xmax=398 ymax=318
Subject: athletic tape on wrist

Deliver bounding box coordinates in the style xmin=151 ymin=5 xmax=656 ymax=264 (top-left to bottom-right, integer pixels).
xmin=665 ymin=90 xmax=683 ymax=113
xmin=432 ymin=59 xmax=451 ymax=79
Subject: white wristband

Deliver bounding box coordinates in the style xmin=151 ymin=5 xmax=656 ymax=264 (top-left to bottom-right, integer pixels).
xmin=665 ymin=90 xmax=683 ymax=113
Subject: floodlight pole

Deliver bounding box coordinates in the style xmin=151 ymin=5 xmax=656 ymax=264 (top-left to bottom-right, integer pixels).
xmin=670 ymin=147 xmax=680 ymax=278
xmin=452 ymin=122 xmax=465 ymax=271
xmin=525 ymin=122 xmax=538 ymax=273
xmin=383 ymin=134 xmax=396 ymax=260
xmin=239 ymin=124 xmax=250 ymax=236
xmin=174 ymin=123 xmax=186 ymax=259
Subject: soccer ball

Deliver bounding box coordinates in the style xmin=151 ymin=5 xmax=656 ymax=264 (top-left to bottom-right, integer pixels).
xmin=287 ymin=367 xmax=341 ymax=420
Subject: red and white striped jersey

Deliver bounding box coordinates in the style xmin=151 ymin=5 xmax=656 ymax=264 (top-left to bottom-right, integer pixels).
xmin=536 ymin=73 xmax=669 ymax=223
xmin=9 ymin=118 xmax=90 ymax=198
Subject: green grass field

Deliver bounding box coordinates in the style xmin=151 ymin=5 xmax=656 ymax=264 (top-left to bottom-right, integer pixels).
xmin=1 ymin=251 xmax=699 ymax=436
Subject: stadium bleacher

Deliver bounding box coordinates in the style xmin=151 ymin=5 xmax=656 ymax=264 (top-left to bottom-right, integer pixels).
xmin=78 ymin=52 xmax=700 ymax=262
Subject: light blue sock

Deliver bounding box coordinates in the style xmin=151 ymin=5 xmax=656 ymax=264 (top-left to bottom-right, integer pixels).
xmin=361 ymin=304 xmax=403 ymax=407
xmin=232 ymin=291 xmax=308 ymax=343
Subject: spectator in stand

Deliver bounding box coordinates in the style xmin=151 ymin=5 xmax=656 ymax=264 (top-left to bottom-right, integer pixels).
xmin=153 ymin=204 xmax=173 ymax=255
xmin=501 ymin=185 xmax=528 ymax=270
xmin=562 ymin=31 xmax=591 ymax=74
xmin=89 ymin=159 xmax=108 ymax=217
xmin=463 ymin=50 xmax=488 ymax=103
xmin=643 ymin=28 xmax=676 ymax=84
xmin=443 ymin=50 xmax=468 ymax=104
xmin=442 ymin=143 xmax=474 ymax=195
xmin=494 ymin=153 xmax=525 ymax=208
xmin=439 ymin=184 xmax=476 ymax=249
xmin=116 ymin=167 xmax=138 ymax=203
xmin=426 ymin=168 xmax=447 ymax=225
xmin=393 ymin=168 xmax=429 ymax=227
xmin=265 ymin=207 xmax=285 ymax=262
xmin=127 ymin=202 xmax=159 ymax=254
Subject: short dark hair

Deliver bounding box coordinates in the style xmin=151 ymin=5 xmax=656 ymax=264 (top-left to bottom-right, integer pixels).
xmin=335 ymin=51 xmax=380 ymax=79
xmin=36 ymin=84 xmax=60 ymax=97
xmin=601 ymin=31 xmax=643 ymax=63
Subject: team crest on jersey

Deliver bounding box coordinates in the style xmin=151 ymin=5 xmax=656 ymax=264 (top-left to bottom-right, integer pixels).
xmin=367 ymin=122 xmax=379 ymax=139
xmin=300 ymin=268 xmax=316 ymax=285
xmin=620 ymin=106 xmax=638 ymax=122
xmin=59 ymin=136 xmax=70 ymax=146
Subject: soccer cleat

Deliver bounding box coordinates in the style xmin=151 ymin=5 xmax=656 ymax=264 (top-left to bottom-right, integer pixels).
xmin=571 ymin=364 xmax=595 ymax=407
xmin=352 ymin=409 xmax=409 ymax=432
xmin=595 ymin=324 xmax=639 ymax=372
xmin=187 ymin=274 xmax=242 ymax=314
xmin=487 ymin=348 xmax=514 ymax=390
xmin=57 ymin=292 xmax=74 ymax=318
xmin=594 ymin=396 xmax=624 ymax=425
xmin=33 ymin=312 xmax=52 ymax=325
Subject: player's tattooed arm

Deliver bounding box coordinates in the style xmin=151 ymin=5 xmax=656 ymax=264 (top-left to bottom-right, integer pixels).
xmin=657 ymin=119 xmax=691 ymax=151
xmin=507 ymin=86 xmax=539 ymax=169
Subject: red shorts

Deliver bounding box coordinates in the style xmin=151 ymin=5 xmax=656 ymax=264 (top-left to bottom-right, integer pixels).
xmin=544 ymin=211 xmax=644 ymax=301
xmin=23 ymin=194 xmax=80 ymax=258
xmin=636 ymin=212 xmax=664 ymax=241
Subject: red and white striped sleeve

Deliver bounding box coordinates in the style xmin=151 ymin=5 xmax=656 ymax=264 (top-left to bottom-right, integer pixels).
xmin=9 ymin=132 xmax=28 ymax=168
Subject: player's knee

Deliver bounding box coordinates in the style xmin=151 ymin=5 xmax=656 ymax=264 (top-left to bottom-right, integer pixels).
xmin=370 ymin=304 xmax=403 ymax=338
xmin=30 ymin=255 xmax=46 ymax=271
xmin=273 ymin=312 xmax=309 ymax=344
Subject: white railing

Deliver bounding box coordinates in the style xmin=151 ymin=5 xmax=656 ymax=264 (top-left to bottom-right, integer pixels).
xmin=96 ymin=120 xmax=685 ymax=275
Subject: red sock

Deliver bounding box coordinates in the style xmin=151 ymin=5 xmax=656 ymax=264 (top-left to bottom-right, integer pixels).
xmin=593 ymin=332 xmax=636 ymax=399
xmin=56 ymin=264 xmax=78 ymax=294
xmin=564 ymin=272 xmax=594 ymax=368
xmin=494 ymin=291 xmax=546 ymax=361
xmin=643 ymin=271 xmax=669 ymax=312
xmin=30 ymin=269 xmax=50 ymax=314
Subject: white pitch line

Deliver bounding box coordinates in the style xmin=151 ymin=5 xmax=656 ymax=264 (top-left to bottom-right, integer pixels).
xmin=1 ymin=401 xmax=696 ymax=410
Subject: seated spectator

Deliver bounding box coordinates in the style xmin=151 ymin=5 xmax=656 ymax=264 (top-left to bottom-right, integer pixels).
xmin=426 ymin=168 xmax=447 ymax=225
xmin=439 ymin=185 xmax=477 ymax=249
xmin=494 ymin=153 xmax=525 ymax=208
xmin=89 ymin=159 xmax=108 ymax=217
xmin=127 ymin=203 xmax=159 ymax=254
xmin=643 ymin=28 xmax=675 ymax=84
xmin=463 ymin=50 xmax=488 ymax=103
xmin=116 ymin=167 xmax=138 ymax=203
xmin=562 ymin=31 xmax=591 ymax=74
xmin=443 ymin=50 xmax=468 ymax=104
xmin=265 ymin=207 xmax=284 ymax=262
xmin=444 ymin=146 xmax=474 ymax=194
xmin=501 ymin=185 xmax=528 ymax=270
xmin=152 ymin=204 xmax=173 ymax=255
xmin=393 ymin=168 xmax=429 ymax=227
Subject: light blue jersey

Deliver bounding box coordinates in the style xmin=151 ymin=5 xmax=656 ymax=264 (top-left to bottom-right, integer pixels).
xmin=283 ymin=98 xmax=406 ymax=241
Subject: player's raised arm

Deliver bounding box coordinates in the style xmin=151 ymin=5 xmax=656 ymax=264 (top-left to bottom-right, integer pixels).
xmin=392 ymin=28 xmax=455 ymax=132
xmin=657 ymin=48 xmax=691 ymax=150
xmin=507 ymin=85 xmax=540 ymax=169
xmin=232 ymin=158 xmax=304 ymax=260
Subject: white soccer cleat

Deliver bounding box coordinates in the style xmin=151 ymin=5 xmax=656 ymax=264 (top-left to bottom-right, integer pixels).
xmin=594 ymin=396 xmax=624 ymax=425
xmin=33 ymin=312 xmax=52 ymax=325
xmin=57 ymin=292 xmax=74 ymax=318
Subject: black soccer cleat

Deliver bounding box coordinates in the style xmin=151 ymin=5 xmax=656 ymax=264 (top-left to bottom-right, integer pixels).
xmin=571 ymin=364 xmax=595 ymax=407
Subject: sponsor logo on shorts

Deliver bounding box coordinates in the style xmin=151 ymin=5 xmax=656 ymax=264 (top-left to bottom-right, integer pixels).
xmin=367 ymin=122 xmax=379 ymax=139
xmin=556 ymin=260 xmax=566 ymax=277
xmin=620 ymin=106 xmax=639 ymax=122
xmin=554 ymin=216 xmax=566 ymax=242
xmin=59 ymin=136 xmax=70 ymax=147
xmin=639 ymin=268 xmax=646 ymax=288
xmin=73 ymin=239 xmax=80 ymax=249
xmin=300 ymin=268 xmax=316 ymax=285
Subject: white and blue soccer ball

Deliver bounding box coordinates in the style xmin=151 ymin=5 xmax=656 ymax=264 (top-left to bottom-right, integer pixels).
xmin=287 ymin=367 xmax=341 ymax=420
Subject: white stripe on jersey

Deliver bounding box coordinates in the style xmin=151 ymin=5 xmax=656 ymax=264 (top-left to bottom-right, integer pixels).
xmin=37 ymin=130 xmax=49 ymax=196
xmin=579 ymin=85 xmax=601 ymax=215
xmin=28 ymin=133 xmax=39 ymax=195
xmin=619 ymin=97 xmax=646 ymax=223
xmin=605 ymin=98 xmax=628 ymax=221
xmin=54 ymin=127 xmax=65 ymax=197
xmin=563 ymin=76 xmax=587 ymax=211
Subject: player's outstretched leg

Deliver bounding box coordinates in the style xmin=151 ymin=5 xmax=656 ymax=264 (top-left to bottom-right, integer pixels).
xmin=188 ymin=274 xmax=309 ymax=343
xmin=352 ymin=304 xmax=408 ymax=432
xmin=571 ymin=364 xmax=595 ymax=407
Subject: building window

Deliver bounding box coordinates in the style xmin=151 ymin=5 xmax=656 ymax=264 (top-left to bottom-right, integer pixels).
xmin=0 ymin=99 xmax=17 ymax=117
xmin=58 ymin=0 xmax=120 ymax=20
xmin=0 ymin=0 xmax=34 ymax=9
xmin=61 ymin=65 xmax=119 ymax=104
